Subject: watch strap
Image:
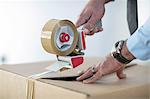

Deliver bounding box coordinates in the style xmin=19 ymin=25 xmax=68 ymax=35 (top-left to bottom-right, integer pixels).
xmin=112 ymin=40 xmax=132 ymax=64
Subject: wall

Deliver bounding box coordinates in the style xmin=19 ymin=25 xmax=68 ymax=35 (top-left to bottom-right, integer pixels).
xmin=0 ymin=0 xmax=149 ymax=64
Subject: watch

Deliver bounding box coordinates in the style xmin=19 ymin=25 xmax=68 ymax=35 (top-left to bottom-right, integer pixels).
xmin=111 ymin=40 xmax=132 ymax=64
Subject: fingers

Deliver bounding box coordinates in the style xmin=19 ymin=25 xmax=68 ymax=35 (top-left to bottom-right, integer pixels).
xmin=93 ymin=27 xmax=103 ymax=33
xmin=83 ymin=15 xmax=103 ymax=35
xmin=76 ymin=0 xmax=105 ymax=35
xmin=83 ymin=70 xmax=103 ymax=84
xmin=83 ymin=14 xmax=98 ymax=32
xmin=116 ymin=66 xmax=126 ymax=79
xmin=76 ymin=15 xmax=103 ymax=35
xmin=76 ymin=17 xmax=88 ymax=28
xmin=85 ymin=27 xmax=103 ymax=35
xmin=76 ymin=66 xmax=96 ymax=81
xmin=77 ymin=67 xmax=91 ymax=76
xmin=76 ymin=70 xmax=93 ymax=81
xmin=76 ymin=10 xmax=91 ymax=28
xmin=80 ymin=66 xmax=126 ymax=84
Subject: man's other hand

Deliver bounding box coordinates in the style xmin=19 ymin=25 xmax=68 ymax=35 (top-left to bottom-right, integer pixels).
xmin=76 ymin=54 xmax=126 ymax=84
xmin=76 ymin=0 xmax=105 ymax=35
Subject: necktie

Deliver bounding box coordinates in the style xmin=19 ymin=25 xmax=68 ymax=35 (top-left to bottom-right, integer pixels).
xmin=127 ymin=0 xmax=138 ymax=35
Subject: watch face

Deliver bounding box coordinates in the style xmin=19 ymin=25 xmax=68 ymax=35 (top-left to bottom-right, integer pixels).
xmin=115 ymin=41 xmax=120 ymax=48
xmin=113 ymin=52 xmax=119 ymax=58
xmin=111 ymin=40 xmax=132 ymax=64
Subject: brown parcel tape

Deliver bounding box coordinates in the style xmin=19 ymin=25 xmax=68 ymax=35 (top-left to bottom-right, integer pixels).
xmin=0 ymin=58 xmax=150 ymax=99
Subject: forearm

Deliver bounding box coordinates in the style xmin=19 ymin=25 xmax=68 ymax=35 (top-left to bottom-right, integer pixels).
xmin=112 ymin=19 xmax=150 ymax=63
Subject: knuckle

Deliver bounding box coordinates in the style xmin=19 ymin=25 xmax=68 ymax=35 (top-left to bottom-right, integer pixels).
xmin=84 ymin=23 xmax=95 ymax=31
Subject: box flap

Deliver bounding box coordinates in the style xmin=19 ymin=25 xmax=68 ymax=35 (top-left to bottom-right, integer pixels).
xmin=37 ymin=62 xmax=150 ymax=98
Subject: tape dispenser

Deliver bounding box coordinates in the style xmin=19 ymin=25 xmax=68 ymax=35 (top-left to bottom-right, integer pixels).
xmin=41 ymin=19 xmax=102 ymax=72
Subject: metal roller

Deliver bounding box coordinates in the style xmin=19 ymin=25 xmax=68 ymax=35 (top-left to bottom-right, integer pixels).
xmin=41 ymin=19 xmax=78 ymax=56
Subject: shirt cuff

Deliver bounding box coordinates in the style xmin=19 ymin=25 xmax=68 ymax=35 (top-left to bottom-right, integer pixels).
xmin=127 ymin=24 xmax=150 ymax=60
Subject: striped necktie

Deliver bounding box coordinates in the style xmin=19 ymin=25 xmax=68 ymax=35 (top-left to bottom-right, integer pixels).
xmin=127 ymin=0 xmax=138 ymax=35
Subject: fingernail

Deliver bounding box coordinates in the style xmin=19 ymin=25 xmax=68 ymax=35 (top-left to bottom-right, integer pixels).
xmin=84 ymin=29 xmax=90 ymax=35
xmin=75 ymin=21 xmax=80 ymax=27
xmin=76 ymin=77 xmax=80 ymax=81
xmin=100 ymin=28 xmax=103 ymax=31
xmin=120 ymin=74 xmax=126 ymax=79
xmin=95 ymin=27 xmax=103 ymax=32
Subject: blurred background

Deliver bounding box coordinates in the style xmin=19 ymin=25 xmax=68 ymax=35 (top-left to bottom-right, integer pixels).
xmin=0 ymin=0 xmax=149 ymax=64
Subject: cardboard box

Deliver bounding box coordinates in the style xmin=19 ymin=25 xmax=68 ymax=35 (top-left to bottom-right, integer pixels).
xmin=0 ymin=58 xmax=149 ymax=99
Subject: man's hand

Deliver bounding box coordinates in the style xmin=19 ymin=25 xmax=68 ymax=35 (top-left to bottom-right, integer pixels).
xmin=76 ymin=40 xmax=135 ymax=84
xmin=76 ymin=54 xmax=126 ymax=84
xmin=76 ymin=0 xmax=105 ymax=35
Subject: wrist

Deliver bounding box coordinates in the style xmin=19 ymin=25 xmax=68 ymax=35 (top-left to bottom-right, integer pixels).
xmin=121 ymin=40 xmax=135 ymax=61
xmin=111 ymin=40 xmax=135 ymax=64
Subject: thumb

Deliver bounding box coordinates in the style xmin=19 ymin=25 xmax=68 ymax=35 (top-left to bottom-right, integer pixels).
xmin=116 ymin=66 xmax=126 ymax=79
xmin=76 ymin=12 xmax=91 ymax=28
xmin=76 ymin=17 xmax=87 ymax=28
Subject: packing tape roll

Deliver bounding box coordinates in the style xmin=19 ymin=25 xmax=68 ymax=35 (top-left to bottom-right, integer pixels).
xmin=41 ymin=19 xmax=78 ymax=56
